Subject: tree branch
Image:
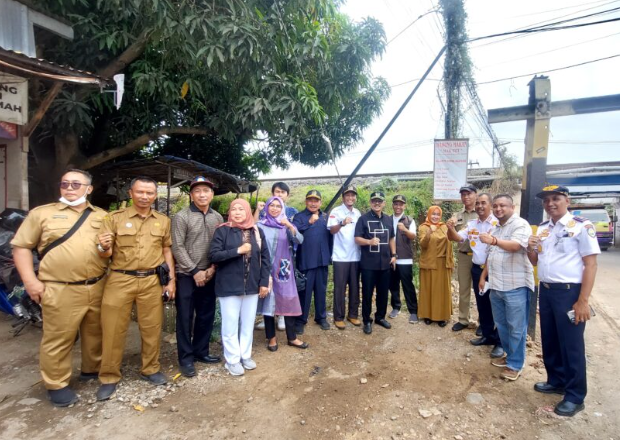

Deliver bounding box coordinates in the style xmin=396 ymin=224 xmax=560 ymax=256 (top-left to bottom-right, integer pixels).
xmin=81 ymin=127 xmax=209 ymax=170
xmin=98 ymin=28 xmax=152 ymax=79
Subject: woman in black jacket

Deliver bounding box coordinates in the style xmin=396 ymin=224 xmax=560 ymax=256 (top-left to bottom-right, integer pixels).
xmin=210 ymin=199 xmax=270 ymax=376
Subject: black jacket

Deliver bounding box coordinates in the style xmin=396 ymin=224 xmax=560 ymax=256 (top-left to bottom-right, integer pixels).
xmin=209 ymin=226 xmax=271 ymax=297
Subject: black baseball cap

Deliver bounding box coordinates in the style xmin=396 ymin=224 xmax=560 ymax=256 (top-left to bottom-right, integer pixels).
xmin=459 ymin=184 xmax=477 ymax=193
xmin=306 ymin=189 xmax=322 ymax=200
xmin=370 ymin=191 xmax=385 ymax=201
xmin=392 ymin=194 xmax=407 ymax=203
xmin=536 ymin=185 xmax=569 ymax=199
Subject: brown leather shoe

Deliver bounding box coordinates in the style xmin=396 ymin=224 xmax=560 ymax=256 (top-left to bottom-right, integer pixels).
xmin=334 ymin=320 xmax=346 ymax=330
xmin=347 ymin=317 xmax=361 ymax=326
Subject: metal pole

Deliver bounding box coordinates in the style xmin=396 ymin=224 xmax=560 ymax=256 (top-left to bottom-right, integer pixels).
xmin=325 ymin=45 xmax=446 ymax=213
xmin=167 ymin=165 xmax=172 ymax=216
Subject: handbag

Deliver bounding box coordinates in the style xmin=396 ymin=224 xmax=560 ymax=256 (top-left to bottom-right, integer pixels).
xmin=290 ymin=245 xmax=306 ymax=292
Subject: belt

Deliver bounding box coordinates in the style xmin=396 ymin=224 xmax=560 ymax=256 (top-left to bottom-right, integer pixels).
xmin=459 ymin=251 xmax=473 ymax=256
xmin=113 ymin=269 xmax=157 ymax=278
xmin=44 ymin=274 xmax=106 ymax=285
xmin=541 ymin=282 xmax=581 ymax=290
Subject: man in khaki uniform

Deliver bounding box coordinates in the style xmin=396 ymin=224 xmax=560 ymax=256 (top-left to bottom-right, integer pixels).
xmin=95 ymin=176 xmax=176 ymax=401
xmin=451 ymin=184 xmax=478 ymax=332
xmin=12 ymin=169 xmax=109 ymax=407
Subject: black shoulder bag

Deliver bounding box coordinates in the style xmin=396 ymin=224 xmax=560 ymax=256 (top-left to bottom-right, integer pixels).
xmin=39 ymin=209 xmax=93 ymax=260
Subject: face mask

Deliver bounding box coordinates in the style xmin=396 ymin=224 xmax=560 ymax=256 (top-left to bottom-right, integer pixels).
xmin=59 ymin=186 xmax=90 ymax=206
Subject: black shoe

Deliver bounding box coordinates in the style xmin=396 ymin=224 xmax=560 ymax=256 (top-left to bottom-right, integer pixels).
xmin=452 ymin=322 xmax=468 ymax=331
xmin=78 ymin=371 xmax=99 ymax=382
xmin=424 ymin=318 xmax=432 ymax=325
xmin=534 ymin=382 xmax=565 ymax=395
xmin=475 ymin=326 xmax=483 ymax=337
xmin=194 ymin=354 xmax=221 ymax=364
xmin=363 ymin=323 xmax=372 ymax=334
xmin=287 ymin=340 xmax=309 ymax=349
xmin=267 ymin=343 xmax=278 ymax=352
xmin=554 ymin=400 xmax=584 ymax=417
xmin=317 ymin=320 xmax=331 ymax=330
xmin=47 ymin=386 xmax=78 ymax=407
xmin=438 ymin=321 xmax=448 ymax=327
xmin=96 ymin=383 xmax=117 ymax=401
xmin=140 ymin=371 xmax=168 ymax=385
xmin=490 ymin=345 xmax=505 ymax=358
xmin=375 ymin=319 xmax=392 ymax=329
xmin=470 ymin=336 xmax=491 ymax=346
xmin=180 ymin=363 xmax=196 ymax=378
xmin=295 ymin=324 xmax=305 ymax=335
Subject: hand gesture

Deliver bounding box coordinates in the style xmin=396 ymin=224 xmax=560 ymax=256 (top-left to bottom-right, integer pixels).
xmin=369 ymin=237 xmax=380 ymax=246
xmin=280 ymin=218 xmax=292 ymax=229
xmin=342 ymin=216 xmax=352 ymax=226
xmin=429 ymin=225 xmax=437 ymax=232
xmin=528 ymin=235 xmax=540 ymax=251
xmin=238 ymin=243 xmax=252 ymax=255
xmin=25 ymin=279 xmax=46 ymax=304
xmin=98 ymin=232 xmax=114 ymax=250
xmin=309 ymin=213 xmax=319 ymax=224
xmin=397 ymin=223 xmax=407 ymax=232
xmin=446 ymin=218 xmax=456 ymax=230
xmin=256 ymin=201 xmax=265 ymax=211
xmin=479 ymin=233 xmax=493 ymax=245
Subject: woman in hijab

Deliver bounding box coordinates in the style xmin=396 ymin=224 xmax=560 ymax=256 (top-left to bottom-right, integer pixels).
xmin=418 ymin=205 xmax=454 ymax=327
xmin=257 ymin=196 xmax=308 ymax=350
xmin=210 ymin=199 xmax=271 ymax=376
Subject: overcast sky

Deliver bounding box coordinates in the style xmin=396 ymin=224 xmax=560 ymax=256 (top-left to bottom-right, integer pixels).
xmin=262 ymin=0 xmax=620 ymax=180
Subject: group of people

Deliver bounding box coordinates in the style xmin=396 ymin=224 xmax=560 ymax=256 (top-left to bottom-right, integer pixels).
xmin=11 ymin=170 xmax=598 ymax=418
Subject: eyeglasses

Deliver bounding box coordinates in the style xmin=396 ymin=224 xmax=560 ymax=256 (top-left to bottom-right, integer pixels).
xmin=371 ymin=200 xmax=384 ymax=204
xmin=60 ymin=181 xmax=89 ymax=190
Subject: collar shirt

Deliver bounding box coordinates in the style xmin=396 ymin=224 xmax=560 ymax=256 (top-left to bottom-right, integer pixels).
xmin=354 ymin=210 xmax=394 ymax=270
xmin=487 ymin=214 xmax=535 ymax=292
xmin=172 ymin=203 xmax=223 ymax=275
xmin=457 ymin=214 xmax=498 ymax=265
xmin=536 ymin=212 xmax=600 ymax=283
xmin=455 ymin=209 xmax=478 ymax=253
xmin=292 ymin=208 xmax=332 ymax=270
xmin=327 ymin=204 xmax=361 ymax=262
xmin=392 ymin=214 xmax=417 ymax=265
xmin=259 ymin=205 xmax=298 ymax=222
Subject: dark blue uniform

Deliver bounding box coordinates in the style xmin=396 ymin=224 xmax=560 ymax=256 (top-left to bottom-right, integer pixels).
xmin=293 ymin=209 xmax=331 ymax=326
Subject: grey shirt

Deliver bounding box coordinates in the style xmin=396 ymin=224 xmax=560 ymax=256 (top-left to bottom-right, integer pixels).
xmin=172 ymin=204 xmax=223 ymax=275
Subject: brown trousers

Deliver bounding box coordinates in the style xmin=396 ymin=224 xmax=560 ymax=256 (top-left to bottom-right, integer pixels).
xmin=457 ymin=252 xmax=474 ymax=325
xmin=40 ymin=278 xmax=105 ymax=390
xmin=99 ymin=272 xmax=162 ymax=384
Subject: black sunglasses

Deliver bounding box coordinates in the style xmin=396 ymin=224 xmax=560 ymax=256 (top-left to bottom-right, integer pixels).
xmin=60 ymin=181 xmax=89 ymax=190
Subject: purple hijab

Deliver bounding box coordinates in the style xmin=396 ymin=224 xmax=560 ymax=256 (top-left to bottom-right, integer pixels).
xmin=260 ymin=196 xmax=286 ymax=228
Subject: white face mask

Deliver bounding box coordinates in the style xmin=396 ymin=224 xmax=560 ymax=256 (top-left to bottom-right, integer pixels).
xmin=59 ymin=185 xmax=91 ymax=207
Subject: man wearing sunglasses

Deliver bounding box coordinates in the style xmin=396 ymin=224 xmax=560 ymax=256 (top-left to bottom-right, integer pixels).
xmin=12 ymin=169 xmax=109 ymax=407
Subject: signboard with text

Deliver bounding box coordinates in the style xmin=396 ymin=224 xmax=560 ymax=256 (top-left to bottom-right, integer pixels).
xmin=0 ymin=73 xmax=28 ymax=125
xmin=433 ymin=139 xmax=469 ymax=201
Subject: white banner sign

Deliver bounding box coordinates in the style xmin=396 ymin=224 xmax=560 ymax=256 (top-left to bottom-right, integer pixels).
xmin=0 ymin=73 xmax=28 ymax=125
xmin=433 ymin=139 xmax=469 ymax=201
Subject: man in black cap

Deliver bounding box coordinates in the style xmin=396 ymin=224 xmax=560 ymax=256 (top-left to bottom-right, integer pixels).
xmin=527 ymin=185 xmax=600 ymax=417
xmin=388 ymin=195 xmax=419 ymax=323
xmin=293 ymin=189 xmax=332 ymax=333
xmin=171 ymin=176 xmax=223 ymax=377
xmin=354 ymin=191 xmax=396 ymax=334
xmin=452 ymin=184 xmax=478 ymax=333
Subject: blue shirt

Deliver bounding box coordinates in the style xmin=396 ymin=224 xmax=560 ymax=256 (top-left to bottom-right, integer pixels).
xmin=293 ymin=209 xmax=332 ymax=271
xmin=259 ymin=206 xmax=298 ymax=222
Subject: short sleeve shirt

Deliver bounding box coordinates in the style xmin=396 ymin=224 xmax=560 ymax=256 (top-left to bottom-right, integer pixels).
xmin=102 ymin=206 xmax=172 ymax=270
xmin=457 ymin=214 xmax=498 ymax=265
xmin=11 ymin=202 xmax=109 ymax=282
xmin=327 ymin=204 xmax=361 ymax=262
xmin=355 ymin=210 xmax=394 ymax=270
xmin=455 ymin=209 xmax=477 ymax=253
xmin=536 ymin=212 xmax=600 ymax=283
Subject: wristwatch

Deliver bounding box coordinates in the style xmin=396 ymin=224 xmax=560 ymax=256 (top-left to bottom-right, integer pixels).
xmin=97 ymin=244 xmax=108 ymax=253
xmin=392 ymin=253 xmax=398 ymax=258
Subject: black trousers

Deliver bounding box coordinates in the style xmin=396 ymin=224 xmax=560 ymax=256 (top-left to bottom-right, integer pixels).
xmin=175 ymin=275 xmax=216 ymax=366
xmin=471 ymin=263 xmax=500 ymax=346
xmin=265 ymin=315 xmax=297 ymax=342
xmin=361 ymin=268 xmax=390 ymax=324
xmin=296 ymin=266 xmax=328 ymax=326
xmin=389 ymin=264 xmax=418 ymax=314
xmin=332 ymin=261 xmax=360 ymax=321
xmin=540 ymin=283 xmax=587 ymax=404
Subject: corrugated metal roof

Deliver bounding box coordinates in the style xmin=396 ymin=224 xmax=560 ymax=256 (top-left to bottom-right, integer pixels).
xmin=0 ymin=0 xmax=35 ymax=57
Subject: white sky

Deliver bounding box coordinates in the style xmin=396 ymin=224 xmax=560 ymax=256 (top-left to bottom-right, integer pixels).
xmin=262 ymin=0 xmax=620 ymax=180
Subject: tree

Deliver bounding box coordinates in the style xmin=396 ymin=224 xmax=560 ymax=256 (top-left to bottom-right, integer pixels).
xmin=28 ymin=0 xmax=390 ymax=203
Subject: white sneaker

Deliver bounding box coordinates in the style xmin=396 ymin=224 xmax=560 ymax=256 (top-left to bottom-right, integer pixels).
xmin=225 ymin=362 xmax=245 ymax=376
xmin=255 ymin=320 xmax=265 ymax=330
xmin=241 ymin=358 xmax=257 ymax=370
xmin=277 ymin=315 xmax=285 ymax=331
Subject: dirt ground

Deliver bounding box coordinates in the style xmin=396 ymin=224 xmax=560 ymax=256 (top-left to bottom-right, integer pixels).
xmin=1 ymin=250 xmax=619 ymax=440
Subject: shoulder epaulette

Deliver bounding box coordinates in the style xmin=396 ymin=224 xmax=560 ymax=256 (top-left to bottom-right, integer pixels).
xmin=539 ymin=220 xmax=550 ymax=226
xmin=573 ymin=216 xmax=586 ymax=223
xmin=109 ymin=208 xmax=126 ymax=216
xmin=31 ymin=202 xmax=57 ymax=212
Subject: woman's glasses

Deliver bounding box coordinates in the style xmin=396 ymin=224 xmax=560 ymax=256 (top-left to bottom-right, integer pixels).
xmin=60 ymin=181 xmax=89 ymax=190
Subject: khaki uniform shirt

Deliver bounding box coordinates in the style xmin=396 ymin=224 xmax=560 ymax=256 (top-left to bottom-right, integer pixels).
xmin=455 ymin=209 xmax=477 ymax=253
xmin=102 ymin=206 xmax=172 ymax=270
xmin=11 ymin=202 xmax=109 ymax=282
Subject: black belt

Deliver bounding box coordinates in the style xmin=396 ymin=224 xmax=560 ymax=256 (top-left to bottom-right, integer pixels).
xmin=113 ymin=269 xmax=157 ymax=278
xmin=44 ymin=274 xmax=106 ymax=285
xmin=541 ymin=282 xmax=581 ymax=290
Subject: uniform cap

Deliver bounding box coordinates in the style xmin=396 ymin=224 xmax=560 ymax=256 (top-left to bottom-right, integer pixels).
xmin=459 ymin=184 xmax=477 ymax=193
xmin=306 ymin=189 xmax=322 ymax=200
xmin=342 ymin=184 xmax=357 ymax=195
xmin=370 ymin=191 xmax=385 ymax=201
xmin=392 ymin=194 xmax=407 ymax=203
xmin=536 ymin=184 xmax=569 ymax=199
xmin=190 ymin=176 xmax=215 ymax=190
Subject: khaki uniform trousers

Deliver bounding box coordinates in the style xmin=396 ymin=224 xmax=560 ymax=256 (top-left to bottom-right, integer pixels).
xmin=99 ymin=272 xmax=163 ymax=384
xmin=40 ymin=278 xmax=105 ymax=390
xmin=456 ymin=252 xmax=474 ymax=325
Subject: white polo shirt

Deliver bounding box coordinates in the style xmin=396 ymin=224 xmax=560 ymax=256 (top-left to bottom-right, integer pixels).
xmin=392 ymin=214 xmax=416 ymax=265
xmin=327 ymin=204 xmax=361 ymax=262
xmin=536 ymin=212 xmax=600 ymax=283
xmin=457 ymin=214 xmax=498 ymax=265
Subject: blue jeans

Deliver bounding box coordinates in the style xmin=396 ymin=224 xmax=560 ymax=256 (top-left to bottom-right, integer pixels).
xmin=490 ymin=287 xmax=530 ymax=371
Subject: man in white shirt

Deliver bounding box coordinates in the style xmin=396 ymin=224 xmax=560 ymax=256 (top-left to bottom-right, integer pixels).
xmin=327 ymin=185 xmax=362 ymax=330
xmin=388 ymin=195 xmax=419 ymax=323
